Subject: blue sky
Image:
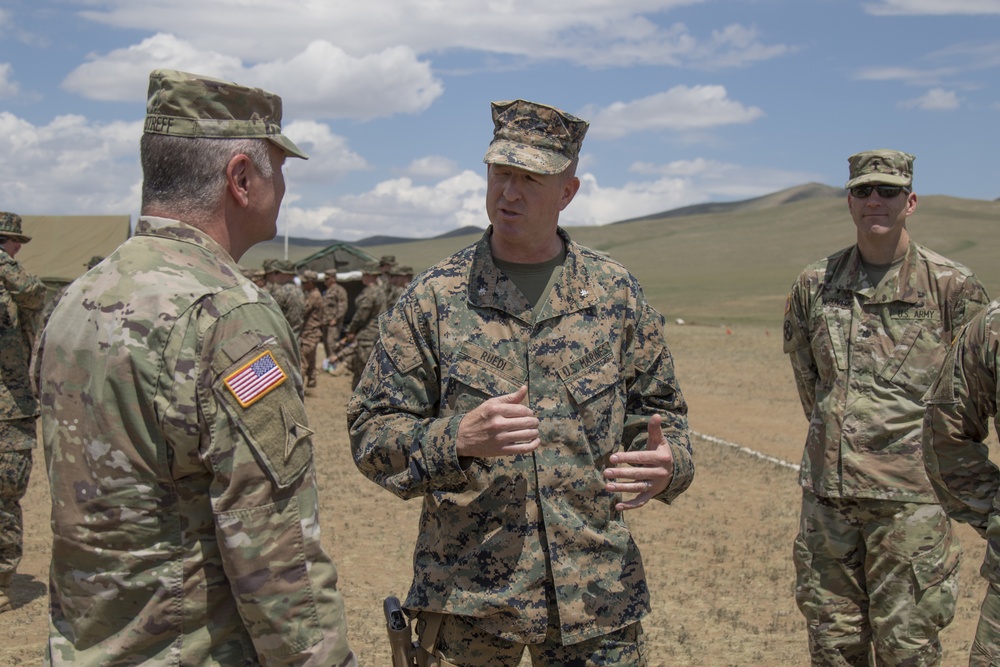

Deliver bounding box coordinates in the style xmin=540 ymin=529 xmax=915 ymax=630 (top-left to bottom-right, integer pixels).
xmin=1 ymin=0 xmax=998 ymax=242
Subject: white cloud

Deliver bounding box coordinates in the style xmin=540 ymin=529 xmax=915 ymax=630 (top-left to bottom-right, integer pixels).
xmin=865 ymin=0 xmax=1000 ymax=15
xmin=0 ymin=63 xmax=19 ymax=98
xmin=281 ymin=120 xmax=370 ymax=183
xmin=900 ymin=88 xmax=962 ymax=110
xmin=62 ymin=34 xmax=443 ymax=120
xmin=0 ymin=112 xmax=142 ymax=215
xmin=397 ymin=156 xmax=460 ymax=181
xmin=71 ymin=0 xmax=789 ymax=70
xmin=583 ymin=86 xmax=764 ymax=140
xmin=285 ymin=170 xmax=487 ymax=240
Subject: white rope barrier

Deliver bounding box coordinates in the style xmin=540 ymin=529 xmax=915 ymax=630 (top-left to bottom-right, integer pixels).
xmin=692 ymin=430 xmax=800 ymax=472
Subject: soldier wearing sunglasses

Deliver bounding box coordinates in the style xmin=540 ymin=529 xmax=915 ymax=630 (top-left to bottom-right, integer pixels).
xmin=782 ymin=149 xmax=988 ymax=666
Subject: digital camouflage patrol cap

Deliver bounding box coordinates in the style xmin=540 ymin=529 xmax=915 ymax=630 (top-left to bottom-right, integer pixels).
xmin=144 ymin=69 xmax=308 ymax=160
xmin=845 ymin=149 xmax=914 ymax=189
xmin=0 ymin=212 xmax=31 ymax=243
xmin=483 ymin=99 xmax=589 ymax=175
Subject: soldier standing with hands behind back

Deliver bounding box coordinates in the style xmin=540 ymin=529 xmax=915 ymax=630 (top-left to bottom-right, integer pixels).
xmin=783 ymin=149 xmax=988 ymax=666
xmin=0 ymin=212 xmax=44 ymax=614
xmin=349 ymin=99 xmax=693 ymax=666
xmin=35 ymin=69 xmax=355 ymax=666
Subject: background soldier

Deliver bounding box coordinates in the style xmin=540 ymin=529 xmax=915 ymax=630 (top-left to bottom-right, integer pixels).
xmin=343 ymin=261 xmax=387 ymax=390
xmin=783 ymin=149 xmax=988 ymax=666
xmin=263 ymin=258 xmax=304 ymax=336
xmin=322 ymin=270 xmax=349 ymax=370
xmin=924 ymin=302 xmax=1000 ymax=666
xmin=299 ymin=269 xmax=325 ymax=389
xmin=387 ymin=264 xmax=413 ymax=305
xmin=34 ymin=69 xmax=355 ymax=665
xmin=0 ymin=212 xmax=45 ymax=614
xmin=349 ymin=99 xmax=693 ymax=665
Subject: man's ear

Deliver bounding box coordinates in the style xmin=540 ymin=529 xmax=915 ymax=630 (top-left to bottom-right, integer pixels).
xmin=226 ymin=154 xmax=252 ymax=208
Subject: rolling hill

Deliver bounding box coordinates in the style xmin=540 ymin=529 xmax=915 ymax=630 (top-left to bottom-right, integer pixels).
xmin=250 ymin=184 xmax=1000 ymax=328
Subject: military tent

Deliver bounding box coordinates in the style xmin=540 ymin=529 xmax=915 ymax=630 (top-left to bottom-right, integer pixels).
xmin=16 ymin=215 xmax=132 ymax=305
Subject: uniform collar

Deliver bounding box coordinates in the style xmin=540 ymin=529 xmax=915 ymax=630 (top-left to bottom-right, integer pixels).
xmin=467 ymin=226 xmax=600 ymax=322
xmin=836 ymin=240 xmax=922 ymax=304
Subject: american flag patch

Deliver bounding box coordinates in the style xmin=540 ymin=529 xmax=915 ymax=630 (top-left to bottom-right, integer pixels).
xmin=224 ymin=350 xmax=287 ymax=408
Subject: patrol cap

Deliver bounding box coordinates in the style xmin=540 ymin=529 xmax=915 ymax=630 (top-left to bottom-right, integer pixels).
xmin=300 ymin=269 xmax=319 ymax=283
xmin=144 ymin=69 xmax=308 ymax=160
xmin=845 ymin=149 xmax=914 ymax=189
xmin=362 ymin=261 xmax=381 ymax=275
xmin=391 ymin=265 xmax=414 ymax=276
xmin=379 ymin=255 xmax=396 ymax=265
xmin=0 ymin=212 xmax=30 ymax=243
xmin=263 ymin=258 xmax=296 ymax=275
xmin=483 ymin=99 xmax=589 ymax=175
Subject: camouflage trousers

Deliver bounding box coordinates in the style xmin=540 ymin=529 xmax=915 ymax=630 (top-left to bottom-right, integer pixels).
xmin=413 ymin=612 xmax=646 ymax=667
xmin=300 ymin=332 xmax=321 ymax=387
xmin=350 ymin=340 xmax=376 ymax=391
xmin=970 ymin=581 xmax=1000 ymax=666
xmin=794 ymin=490 xmax=960 ymax=667
xmin=0 ymin=419 xmax=35 ymax=576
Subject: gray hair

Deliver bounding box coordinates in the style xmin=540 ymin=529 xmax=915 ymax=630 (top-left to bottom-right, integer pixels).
xmin=140 ymin=134 xmax=273 ymax=216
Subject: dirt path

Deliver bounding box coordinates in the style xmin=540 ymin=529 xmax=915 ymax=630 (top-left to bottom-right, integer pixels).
xmin=1 ymin=323 xmax=988 ymax=666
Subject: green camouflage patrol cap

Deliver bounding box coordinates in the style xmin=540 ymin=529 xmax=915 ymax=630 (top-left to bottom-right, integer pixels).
xmin=483 ymin=99 xmax=589 ymax=175
xmin=845 ymin=149 xmax=914 ymax=189
xmin=144 ymin=69 xmax=308 ymax=160
xmin=363 ymin=261 xmax=381 ymax=275
xmin=0 ymin=212 xmax=30 ymax=243
xmin=391 ymin=265 xmax=413 ymax=276
xmin=379 ymin=255 xmax=396 ymax=265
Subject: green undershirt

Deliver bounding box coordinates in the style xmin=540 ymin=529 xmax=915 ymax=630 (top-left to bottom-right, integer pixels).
xmin=493 ymin=246 xmax=568 ymax=318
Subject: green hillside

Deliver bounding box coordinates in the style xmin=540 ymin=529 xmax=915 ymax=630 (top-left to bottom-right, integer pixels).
xmin=260 ymin=188 xmax=1000 ymax=328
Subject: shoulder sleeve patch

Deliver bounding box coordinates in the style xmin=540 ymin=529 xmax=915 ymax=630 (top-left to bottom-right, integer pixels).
xmin=224 ymin=350 xmax=287 ymax=408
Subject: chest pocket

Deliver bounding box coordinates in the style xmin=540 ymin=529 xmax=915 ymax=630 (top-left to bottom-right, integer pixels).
xmin=557 ymin=340 xmax=622 ymax=458
xmin=811 ymin=308 xmax=849 ymax=384
xmin=877 ymin=321 xmax=943 ymax=396
xmin=443 ymin=342 xmax=527 ymax=416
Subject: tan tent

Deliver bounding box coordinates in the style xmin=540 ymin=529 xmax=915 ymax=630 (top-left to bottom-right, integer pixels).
xmin=17 ymin=215 xmax=132 ymax=283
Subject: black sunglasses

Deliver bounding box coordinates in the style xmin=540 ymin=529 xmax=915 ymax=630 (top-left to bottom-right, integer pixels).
xmin=850 ymin=184 xmax=909 ymax=199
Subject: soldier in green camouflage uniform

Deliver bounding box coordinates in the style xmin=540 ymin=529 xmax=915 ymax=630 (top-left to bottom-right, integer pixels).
xmin=343 ymin=261 xmax=388 ymax=390
xmin=34 ymin=69 xmax=355 ymax=666
xmin=299 ymin=269 xmax=325 ymax=389
xmin=348 ymin=99 xmax=694 ymax=666
xmin=783 ymin=149 xmax=988 ymax=666
xmin=0 ymin=212 xmax=45 ymax=614
xmin=264 ymin=258 xmax=305 ymax=336
xmin=924 ymin=301 xmax=1000 ymax=666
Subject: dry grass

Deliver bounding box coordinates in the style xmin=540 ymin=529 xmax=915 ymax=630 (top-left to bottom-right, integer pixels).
xmin=3 ymin=323 xmax=992 ymax=666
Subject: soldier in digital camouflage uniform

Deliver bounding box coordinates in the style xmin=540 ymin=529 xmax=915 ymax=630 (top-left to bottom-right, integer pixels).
xmin=322 ymin=270 xmax=349 ymax=366
xmin=783 ymin=149 xmax=988 ymax=666
xmin=264 ymin=258 xmax=305 ymax=336
xmin=0 ymin=212 xmax=45 ymax=614
xmin=343 ymin=261 xmax=388 ymax=390
xmin=387 ymin=263 xmax=413 ymax=305
xmin=923 ymin=302 xmax=1000 ymax=666
xmin=348 ymin=99 xmax=694 ymax=666
xmin=34 ymin=69 xmax=355 ymax=666
xmin=299 ymin=269 xmax=325 ymax=389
